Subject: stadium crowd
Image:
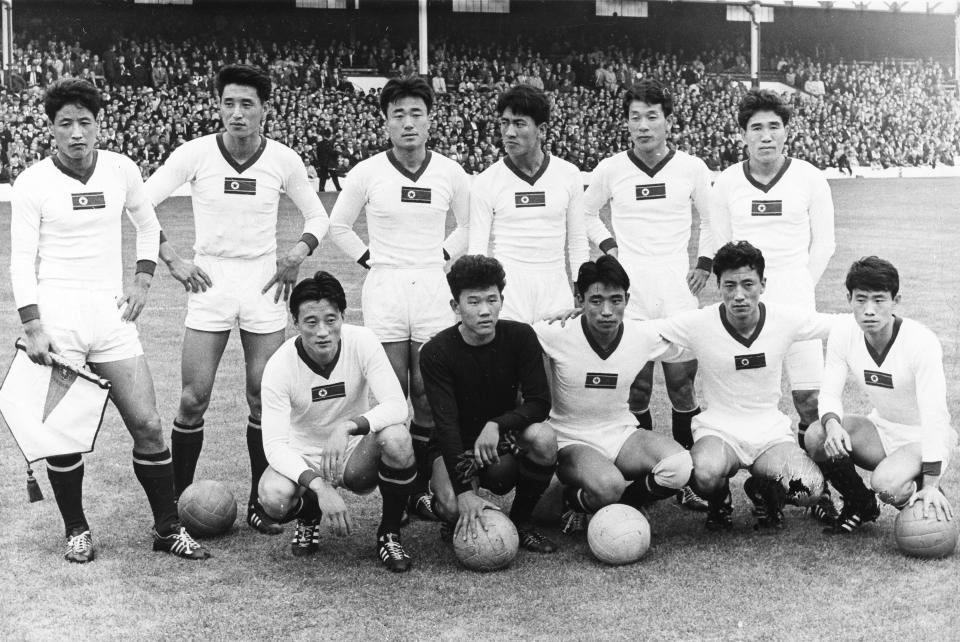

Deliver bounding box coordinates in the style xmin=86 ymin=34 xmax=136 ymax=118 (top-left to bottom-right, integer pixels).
xmin=1 ymin=28 xmax=958 ymax=184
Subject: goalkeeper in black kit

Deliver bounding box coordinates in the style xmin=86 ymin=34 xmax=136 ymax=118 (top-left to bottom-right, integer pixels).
xmin=420 ymin=255 xmax=559 ymax=553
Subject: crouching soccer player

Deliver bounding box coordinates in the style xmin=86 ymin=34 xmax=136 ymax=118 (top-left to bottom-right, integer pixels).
xmin=533 ymin=256 xmax=693 ymax=534
xmin=420 ymin=255 xmax=559 ymax=553
xmin=657 ymin=241 xmax=832 ymax=531
xmin=10 ymin=78 xmax=209 ymax=562
xmin=804 ymin=257 xmax=957 ymax=533
xmin=257 ymin=272 xmax=418 ymax=572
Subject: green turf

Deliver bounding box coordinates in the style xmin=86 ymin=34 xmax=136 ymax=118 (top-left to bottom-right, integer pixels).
xmin=0 ymin=178 xmax=958 ymax=641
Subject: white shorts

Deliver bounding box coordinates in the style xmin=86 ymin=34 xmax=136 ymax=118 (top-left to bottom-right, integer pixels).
xmin=500 ymin=264 xmax=573 ymax=324
xmin=554 ymin=422 xmax=635 ymax=461
xmin=621 ymin=259 xmax=697 ymax=321
xmin=693 ymin=424 xmax=795 ymax=467
xmin=300 ymin=434 xmax=368 ymax=492
xmin=361 ymin=267 xmax=452 ymax=344
xmin=38 ymin=283 xmax=143 ymax=365
xmin=187 ymin=254 xmax=287 ymax=334
xmin=868 ymin=411 xmax=954 ymax=471
xmin=761 ymin=268 xmax=823 ymax=390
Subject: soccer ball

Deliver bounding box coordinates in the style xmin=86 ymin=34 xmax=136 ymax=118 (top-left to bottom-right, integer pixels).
xmin=894 ymin=502 xmax=958 ymax=559
xmin=178 ymin=480 xmax=238 ymax=538
xmin=452 ymin=508 xmax=519 ymax=572
xmin=587 ymin=503 xmax=651 ymax=565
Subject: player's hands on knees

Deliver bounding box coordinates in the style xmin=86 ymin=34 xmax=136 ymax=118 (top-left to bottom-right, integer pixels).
xmin=263 ymin=245 xmax=308 ymax=303
xmin=118 ymin=273 xmax=152 ymax=322
xmin=22 ymin=321 xmax=59 ymax=366
xmin=687 ymin=267 xmax=710 ymax=295
xmin=454 ymin=491 xmax=494 ymax=541
xmin=311 ymin=482 xmax=352 ymax=536
xmin=909 ymin=485 xmax=953 ymax=522
xmin=542 ymin=308 xmax=583 ymax=326
xmin=823 ymin=421 xmax=852 ymax=459
xmin=474 ymin=422 xmax=501 ymax=468
xmin=167 ymin=257 xmax=212 ymax=293
xmin=321 ymin=423 xmax=351 ymax=482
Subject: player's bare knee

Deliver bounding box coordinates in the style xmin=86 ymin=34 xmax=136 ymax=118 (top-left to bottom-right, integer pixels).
xmin=129 ymin=412 xmax=165 ymax=450
xmin=783 ymin=454 xmax=825 ymax=505
xmin=803 ymin=420 xmax=827 ymax=456
xmin=664 ymin=376 xmax=696 ymax=409
xmin=629 ymin=381 xmax=653 ymax=410
xmin=791 ymin=389 xmax=819 ymax=423
xmin=179 ymin=385 xmax=212 ymax=418
xmin=871 ymin=469 xmax=912 ymax=507
xmin=652 ymin=451 xmax=693 ymax=490
xmin=588 ymin=472 xmax=627 ymax=507
xmin=432 ymin=492 xmax=458 ymax=522
xmin=521 ymin=423 xmax=558 ymax=464
xmin=258 ymin=472 xmax=298 ymax=520
xmin=377 ymin=424 xmax=414 ymax=466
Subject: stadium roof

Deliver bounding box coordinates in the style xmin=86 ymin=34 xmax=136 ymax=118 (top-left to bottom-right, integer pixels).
xmin=648 ymin=0 xmax=959 ymax=14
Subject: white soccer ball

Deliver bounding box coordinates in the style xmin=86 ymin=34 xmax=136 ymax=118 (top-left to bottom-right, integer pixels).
xmin=587 ymin=503 xmax=651 ymax=565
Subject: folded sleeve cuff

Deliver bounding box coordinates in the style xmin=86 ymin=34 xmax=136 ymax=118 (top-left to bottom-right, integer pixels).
xmin=695 ymin=256 xmax=713 ymax=272
xmin=299 ymin=233 xmax=320 ymax=255
xmin=599 ymin=238 xmax=618 ymax=254
xmin=135 ymin=260 xmax=157 ymax=277
xmin=298 ymin=469 xmax=321 ymax=488
xmin=18 ymin=304 xmax=40 ymax=324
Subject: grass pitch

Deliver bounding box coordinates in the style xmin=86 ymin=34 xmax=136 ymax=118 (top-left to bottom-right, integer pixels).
xmin=1 ymin=178 xmax=959 ymax=641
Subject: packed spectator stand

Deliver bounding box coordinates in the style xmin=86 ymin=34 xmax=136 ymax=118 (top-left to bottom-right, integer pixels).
xmin=1 ymin=17 xmax=958 ymax=186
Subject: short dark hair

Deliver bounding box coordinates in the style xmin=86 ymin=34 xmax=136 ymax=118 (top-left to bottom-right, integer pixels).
xmin=379 ymin=76 xmax=433 ymax=115
xmin=289 ymin=271 xmax=347 ymax=318
xmin=737 ymin=89 xmax=792 ymax=130
xmin=575 ymin=256 xmax=630 ymax=298
xmin=216 ymin=64 xmax=271 ymax=103
xmin=44 ymin=78 xmax=102 ymax=121
xmin=845 ymin=256 xmax=899 ymax=297
xmin=712 ymin=241 xmax=766 ymax=282
xmin=622 ymin=79 xmax=673 ymax=119
xmin=446 ymin=255 xmax=506 ymax=301
xmin=496 ymin=84 xmax=550 ymax=126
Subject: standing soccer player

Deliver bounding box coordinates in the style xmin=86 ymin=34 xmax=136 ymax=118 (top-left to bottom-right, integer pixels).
xmin=146 ymin=64 xmax=329 ymax=535
xmin=584 ymin=80 xmax=714 ymax=510
xmin=420 ymin=255 xmax=559 ymax=553
xmin=805 ymin=257 xmax=957 ymax=533
xmin=328 ymin=76 xmax=470 ymax=522
xmin=10 ymin=78 xmax=209 ymax=562
xmin=533 ymin=256 xmax=693 ymax=534
xmin=258 ymin=271 xmax=417 ymax=572
xmin=657 ymin=242 xmax=833 ymax=532
xmin=710 ymin=89 xmax=836 ymax=468
xmin=468 ymin=84 xmax=588 ymax=324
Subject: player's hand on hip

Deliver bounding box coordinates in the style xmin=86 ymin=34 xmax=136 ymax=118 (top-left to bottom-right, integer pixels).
xmin=474 ymin=421 xmax=501 ymax=467
xmin=455 ymin=491 xmax=494 ymax=541
xmin=687 ymin=268 xmax=710 ymax=295
xmin=312 ymin=482 xmax=352 ymax=536
xmin=321 ymin=423 xmax=351 ymax=482
xmin=23 ymin=321 xmax=59 ymax=366
xmin=542 ymin=307 xmax=583 ymax=326
xmin=167 ymin=256 xmax=212 ymax=293
xmin=823 ymin=421 xmax=852 ymax=459
xmin=909 ymin=485 xmax=953 ymax=521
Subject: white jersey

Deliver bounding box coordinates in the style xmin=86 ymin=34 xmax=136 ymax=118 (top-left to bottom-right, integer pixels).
xmin=819 ymin=315 xmax=957 ymax=465
xmin=534 ymin=318 xmax=685 ymax=443
xmin=657 ymin=302 xmax=835 ymax=436
xmin=260 ymin=325 xmax=408 ymax=484
xmin=468 ymin=154 xmax=588 ymax=276
xmin=328 ymin=150 xmax=470 ymax=269
xmin=711 ymin=158 xmax=835 ymax=283
xmin=584 ymin=148 xmax=714 ymax=271
xmin=10 ymin=151 xmax=160 ymax=313
xmin=145 ymin=133 xmax=329 ymax=259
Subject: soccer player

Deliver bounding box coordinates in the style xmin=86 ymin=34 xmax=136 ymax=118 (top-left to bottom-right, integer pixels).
xmin=584 ymin=79 xmax=713 ymax=510
xmin=10 ymin=78 xmax=209 ymax=562
xmin=533 ymin=256 xmax=693 ymax=533
xmin=468 ymin=84 xmax=588 ymax=324
xmin=420 ymin=255 xmax=558 ymax=553
xmin=804 ymin=257 xmax=957 ymax=533
xmin=710 ymin=89 xmax=836 ymax=465
xmin=145 ymin=64 xmax=329 ymax=536
xmin=257 ymin=271 xmax=417 ymax=572
xmin=657 ymin=241 xmax=832 ymax=531
xmin=328 ymin=76 xmax=470 ymax=522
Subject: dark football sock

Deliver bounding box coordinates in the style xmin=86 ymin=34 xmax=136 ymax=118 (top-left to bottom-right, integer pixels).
xmin=797 ymin=422 xmax=809 ymax=450
xmin=633 ymin=409 xmax=653 ymax=431
xmin=563 ymin=485 xmax=593 ymax=513
xmin=620 ymin=472 xmax=676 ymax=509
xmin=408 ymin=422 xmax=433 ymax=496
xmin=377 ymin=460 xmax=417 ymax=536
xmin=171 ymin=418 xmax=204 ymax=498
xmin=133 ymin=449 xmax=180 ymax=536
xmin=509 ymin=457 xmax=555 ymax=526
xmin=46 ymin=454 xmax=88 ymax=535
xmin=278 ymin=490 xmax=323 ymax=524
xmin=819 ymin=458 xmax=873 ymax=505
xmin=671 ymin=407 xmax=699 ymax=450
xmin=246 ymin=417 xmax=269 ymax=506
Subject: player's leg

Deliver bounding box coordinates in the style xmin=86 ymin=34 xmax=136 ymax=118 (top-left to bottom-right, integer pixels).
xmin=46 ymin=453 xmax=92 ymax=563
xmin=342 ymin=424 xmax=417 ymax=572
xmin=616 ymin=429 xmax=693 ymax=510
xmin=628 ymin=362 xmax=655 ymax=430
xmin=661 ymin=359 xmax=708 ymax=510
xmin=509 ymin=422 xmax=559 ymax=552
xmin=239 ymin=328 xmax=286 ymax=534
xmin=257 ymin=466 xmax=320 ymax=557
xmin=749 ymin=441 xmax=824 ymax=531
xmin=870 ymin=442 xmax=924 ymax=508
xmin=805 ymin=415 xmax=884 ymax=533
xmin=429 ymin=454 xmax=459 ymax=540
xmin=690 ymin=435 xmax=741 ymax=531
xmin=406 ymin=339 xmax=439 ymax=520
xmin=557 ymin=444 xmax=626 ymax=534
xmin=92 ymin=355 xmax=209 ymax=559
xmin=171 ymin=328 xmax=229 ymax=497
